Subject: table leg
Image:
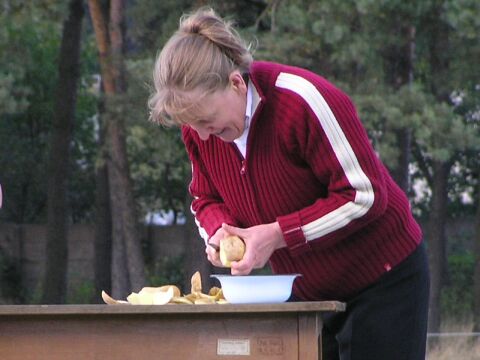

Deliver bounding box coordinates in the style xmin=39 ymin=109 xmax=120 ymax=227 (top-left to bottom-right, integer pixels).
xmin=298 ymin=313 xmax=321 ymax=360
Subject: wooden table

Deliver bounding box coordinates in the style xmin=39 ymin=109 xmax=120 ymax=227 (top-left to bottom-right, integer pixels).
xmin=0 ymin=302 xmax=345 ymax=360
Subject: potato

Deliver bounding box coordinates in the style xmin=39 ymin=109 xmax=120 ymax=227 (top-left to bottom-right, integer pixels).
xmin=219 ymin=235 xmax=245 ymax=267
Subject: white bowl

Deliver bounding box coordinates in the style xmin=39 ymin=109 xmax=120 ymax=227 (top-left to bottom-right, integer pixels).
xmin=211 ymin=274 xmax=301 ymax=304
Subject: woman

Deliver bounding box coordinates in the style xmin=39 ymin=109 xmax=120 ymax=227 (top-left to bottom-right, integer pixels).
xmin=149 ymin=8 xmax=429 ymax=360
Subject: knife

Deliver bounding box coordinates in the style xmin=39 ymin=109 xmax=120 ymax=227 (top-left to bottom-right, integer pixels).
xmin=208 ymin=242 xmax=220 ymax=252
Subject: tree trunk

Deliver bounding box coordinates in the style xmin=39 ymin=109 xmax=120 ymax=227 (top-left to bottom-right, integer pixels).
xmin=427 ymin=160 xmax=450 ymax=333
xmin=391 ymin=128 xmax=411 ymax=193
xmin=93 ymin=107 xmax=112 ymax=302
xmin=88 ymin=0 xmax=145 ymax=298
xmin=106 ymin=105 xmax=145 ymax=296
xmin=473 ymin=179 xmax=480 ymax=332
xmin=389 ymin=25 xmax=415 ymax=193
xmin=42 ymin=0 xmax=84 ymax=304
xmin=183 ymin=176 xmax=214 ymax=292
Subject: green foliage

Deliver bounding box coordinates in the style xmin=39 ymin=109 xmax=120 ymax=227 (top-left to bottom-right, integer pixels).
xmin=250 ymin=0 xmax=480 ymax=194
xmin=67 ymin=281 xmax=95 ymax=304
xmin=0 ymin=0 xmax=478 ymax=310
xmin=124 ymin=57 xmax=190 ymax=221
xmin=128 ymin=0 xmax=195 ymax=53
xmin=0 ymin=250 xmax=24 ymax=304
xmin=354 ymin=85 xmax=429 ymax=167
xmin=441 ymin=252 xmax=475 ymax=319
xmin=69 ymin=37 xmax=101 ymax=223
xmin=25 ymin=282 xmax=43 ymax=305
xmin=0 ymin=16 xmax=60 ymax=222
xmin=146 ymin=255 xmax=185 ymax=291
xmin=413 ymin=101 xmax=476 ymax=162
xmin=0 ymin=0 xmax=477 ymax=224
xmin=0 ymin=9 xmax=98 ymax=223
xmin=26 ymin=278 xmax=96 ymax=305
xmin=128 ymin=124 xmax=189 ymax=221
xmin=2 ymin=1 xmax=68 ymax=23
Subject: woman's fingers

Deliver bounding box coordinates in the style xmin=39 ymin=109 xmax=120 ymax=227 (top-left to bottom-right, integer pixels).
xmin=222 ymin=223 xmax=245 ymax=237
xmin=206 ymin=244 xmax=223 ymax=267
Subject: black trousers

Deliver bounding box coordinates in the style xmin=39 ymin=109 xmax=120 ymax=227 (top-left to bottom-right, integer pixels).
xmin=321 ymin=243 xmax=430 ymax=360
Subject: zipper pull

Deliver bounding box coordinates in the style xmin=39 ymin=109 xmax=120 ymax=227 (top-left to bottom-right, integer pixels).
xmin=240 ymin=160 xmax=246 ymax=175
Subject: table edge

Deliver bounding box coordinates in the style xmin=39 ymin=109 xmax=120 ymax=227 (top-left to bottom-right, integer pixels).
xmin=0 ymin=301 xmax=346 ymax=316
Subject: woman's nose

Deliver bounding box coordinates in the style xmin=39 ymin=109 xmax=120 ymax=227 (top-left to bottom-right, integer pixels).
xmin=190 ymin=123 xmax=213 ymax=141
xmin=195 ymin=127 xmax=211 ymax=141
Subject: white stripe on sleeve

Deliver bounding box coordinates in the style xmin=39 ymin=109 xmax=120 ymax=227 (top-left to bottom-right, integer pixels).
xmin=275 ymin=72 xmax=375 ymax=240
xmin=191 ymin=201 xmax=210 ymax=246
xmin=189 ymin=162 xmax=210 ymax=246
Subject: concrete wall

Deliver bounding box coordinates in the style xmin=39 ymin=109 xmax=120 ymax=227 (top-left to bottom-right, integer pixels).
xmin=0 ymin=218 xmax=475 ymax=303
xmin=0 ymin=224 xmax=187 ymax=302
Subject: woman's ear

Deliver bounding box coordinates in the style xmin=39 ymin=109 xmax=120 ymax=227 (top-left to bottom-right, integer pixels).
xmin=229 ymin=71 xmax=247 ymax=93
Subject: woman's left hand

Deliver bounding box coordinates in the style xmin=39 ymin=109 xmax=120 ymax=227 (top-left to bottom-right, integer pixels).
xmin=222 ymin=222 xmax=286 ymax=275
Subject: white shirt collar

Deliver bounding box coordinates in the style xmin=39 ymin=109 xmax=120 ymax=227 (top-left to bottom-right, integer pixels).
xmin=233 ymin=79 xmax=254 ymax=158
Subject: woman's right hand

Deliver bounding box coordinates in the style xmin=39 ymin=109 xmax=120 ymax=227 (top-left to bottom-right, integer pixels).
xmin=205 ymin=226 xmax=229 ymax=267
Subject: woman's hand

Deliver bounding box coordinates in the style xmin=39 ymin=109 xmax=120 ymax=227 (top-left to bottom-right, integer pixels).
xmin=205 ymin=226 xmax=229 ymax=267
xmin=222 ymin=222 xmax=286 ymax=275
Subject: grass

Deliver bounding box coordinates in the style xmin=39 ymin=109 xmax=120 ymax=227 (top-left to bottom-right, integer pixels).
xmin=427 ymin=337 xmax=480 ymax=360
xmin=426 ymin=319 xmax=480 ymax=360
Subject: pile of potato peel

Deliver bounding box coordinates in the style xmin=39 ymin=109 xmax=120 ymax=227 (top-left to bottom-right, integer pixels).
xmin=102 ymin=271 xmax=227 ymax=305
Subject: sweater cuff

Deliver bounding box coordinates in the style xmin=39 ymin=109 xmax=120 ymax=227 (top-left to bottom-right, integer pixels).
xmin=277 ymin=211 xmax=311 ymax=256
xmin=202 ymin=206 xmax=239 ymax=239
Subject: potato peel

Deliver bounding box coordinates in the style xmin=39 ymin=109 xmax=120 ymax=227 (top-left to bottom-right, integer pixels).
xmin=101 ymin=271 xmax=228 ymax=305
xmin=101 ymin=291 xmax=128 ymax=305
xmin=190 ymin=271 xmax=202 ymax=293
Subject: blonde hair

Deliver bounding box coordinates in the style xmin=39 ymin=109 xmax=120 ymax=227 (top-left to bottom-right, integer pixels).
xmin=148 ymin=8 xmax=253 ymax=126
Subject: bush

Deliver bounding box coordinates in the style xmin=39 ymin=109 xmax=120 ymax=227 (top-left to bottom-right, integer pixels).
xmin=441 ymin=252 xmax=475 ymax=320
xmin=0 ymin=250 xmax=24 ymax=304
xmin=67 ymin=281 xmax=95 ymax=304
xmin=146 ymin=255 xmax=185 ymax=291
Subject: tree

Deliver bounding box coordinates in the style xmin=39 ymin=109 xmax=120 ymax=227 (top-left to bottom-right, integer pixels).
xmin=474 ymin=179 xmax=480 ymax=332
xmin=41 ymin=0 xmax=85 ymax=304
xmin=375 ymin=3 xmax=418 ymax=192
xmin=127 ymin=0 xmax=202 ymax=291
xmin=0 ymin=9 xmax=58 ymax=224
xmin=0 ymin=2 xmax=98 ymax=226
xmin=183 ymin=176 xmax=214 ymax=291
xmin=414 ymin=0 xmax=480 ymax=332
xmin=92 ymin=98 xmax=113 ymax=302
xmin=88 ymin=0 xmax=145 ymax=298
xmin=412 ymin=96 xmax=479 ymax=332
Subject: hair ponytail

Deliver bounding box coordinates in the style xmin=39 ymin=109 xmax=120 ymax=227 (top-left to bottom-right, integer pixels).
xmin=148 ymin=8 xmax=253 ymax=126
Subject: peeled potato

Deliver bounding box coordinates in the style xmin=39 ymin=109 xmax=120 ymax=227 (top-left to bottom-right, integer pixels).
xmin=219 ymin=235 xmax=245 ymax=267
xmin=141 ymin=285 xmax=181 ymax=298
xmin=126 ymin=292 xmax=142 ymax=305
xmin=153 ymin=287 xmax=174 ymax=305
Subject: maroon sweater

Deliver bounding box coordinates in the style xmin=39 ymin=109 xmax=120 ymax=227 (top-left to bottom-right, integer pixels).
xmin=182 ymin=61 xmax=422 ymax=301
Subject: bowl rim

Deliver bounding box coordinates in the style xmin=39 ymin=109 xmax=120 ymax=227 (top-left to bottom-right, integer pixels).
xmin=210 ymin=274 xmax=302 ymax=279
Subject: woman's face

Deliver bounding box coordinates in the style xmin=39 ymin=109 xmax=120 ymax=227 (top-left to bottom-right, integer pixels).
xmin=185 ymin=71 xmax=247 ymax=142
